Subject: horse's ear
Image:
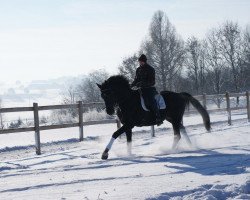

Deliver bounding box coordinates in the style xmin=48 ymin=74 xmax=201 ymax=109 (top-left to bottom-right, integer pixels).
xmin=96 ymin=83 xmax=102 ymax=89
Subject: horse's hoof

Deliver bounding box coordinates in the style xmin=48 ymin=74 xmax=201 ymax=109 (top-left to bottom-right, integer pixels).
xmin=101 ymin=152 xmax=109 ymax=160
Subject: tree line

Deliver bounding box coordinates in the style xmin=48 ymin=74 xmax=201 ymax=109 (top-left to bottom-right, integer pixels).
xmin=1 ymin=10 xmax=249 ymax=127
xmin=119 ymin=11 xmax=250 ymax=96
xmin=64 ymin=10 xmax=250 ymax=107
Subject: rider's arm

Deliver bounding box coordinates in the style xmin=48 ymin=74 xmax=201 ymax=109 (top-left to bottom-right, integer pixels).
xmin=131 ymin=68 xmax=140 ymax=87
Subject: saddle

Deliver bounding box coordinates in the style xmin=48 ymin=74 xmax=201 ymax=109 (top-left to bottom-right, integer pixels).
xmin=140 ymin=94 xmax=166 ymax=111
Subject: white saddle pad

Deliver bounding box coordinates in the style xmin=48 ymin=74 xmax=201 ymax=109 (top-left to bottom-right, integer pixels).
xmin=140 ymin=94 xmax=166 ymax=111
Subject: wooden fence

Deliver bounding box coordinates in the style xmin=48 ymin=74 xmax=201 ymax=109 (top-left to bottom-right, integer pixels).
xmin=189 ymin=91 xmax=250 ymax=125
xmin=0 ymin=91 xmax=249 ymax=155
xmin=0 ymin=101 xmax=121 ymax=155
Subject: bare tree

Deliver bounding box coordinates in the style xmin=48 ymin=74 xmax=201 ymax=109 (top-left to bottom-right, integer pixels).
xmin=185 ymin=37 xmax=207 ymax=94
xmin=118 ymin=54 xmax=138 ymax=82
xmin=76 ymin=69 xmax=110 ymax=103
xmin=205 ymin=29 xmax=227 ymax=107
xmin=217 ymin=22 xmax=246 ymax=94
xmin=242 ymin=25 xmax=250 ymax=89
xmin=59 ymin=85 xmax=78 ymax=117
xmin=62 ymin=85 xmax=77 ymax=104
xmin=58 ymin=69 xmax=110 ymax=118
xmin=142 ymin=10 xmax=185 ymax=91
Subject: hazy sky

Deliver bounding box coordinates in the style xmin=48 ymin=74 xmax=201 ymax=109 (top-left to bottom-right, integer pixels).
xmin=0 ymin=0 xmax=249 ymax=83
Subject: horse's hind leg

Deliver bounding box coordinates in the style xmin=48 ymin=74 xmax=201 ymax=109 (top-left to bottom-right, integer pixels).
xmin=126 ymin=129 xmax=132 ymax=155
xmin=180 ymin=124 xmax=192 ymax=146
xmin=172 ymin=123 xmax=181 ymax=150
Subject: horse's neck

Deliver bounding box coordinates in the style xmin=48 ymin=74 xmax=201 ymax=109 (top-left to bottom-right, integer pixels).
xmin=117 ymin=89 xmax=138 ymax=112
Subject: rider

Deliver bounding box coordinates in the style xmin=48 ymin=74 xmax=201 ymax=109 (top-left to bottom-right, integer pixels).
xmin=131 ymin=54 xmax=163 ymax=126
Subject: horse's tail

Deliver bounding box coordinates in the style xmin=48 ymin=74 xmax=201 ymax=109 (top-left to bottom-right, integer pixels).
xmin=181 ymin=92 xmax=211 ymax=131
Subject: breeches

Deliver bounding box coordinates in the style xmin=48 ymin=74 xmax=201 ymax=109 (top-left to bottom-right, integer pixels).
xmin=141 ymin=87 xmax=158 ymax=113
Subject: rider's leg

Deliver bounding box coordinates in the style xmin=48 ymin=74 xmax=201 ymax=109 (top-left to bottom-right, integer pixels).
xmin=150 ymin=99 xmax=162 ymax=125
xmin=141 ymin=88 xmax=162 ymax=125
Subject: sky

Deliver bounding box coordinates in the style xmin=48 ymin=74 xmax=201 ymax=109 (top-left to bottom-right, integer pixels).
xmin=0 ymin=0 xmax=249 ymax=84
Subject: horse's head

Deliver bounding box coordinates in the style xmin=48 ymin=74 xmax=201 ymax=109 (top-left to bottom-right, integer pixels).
xmin=97 ymin=81 xmax=116 ymax=115
xmin=97 ymin=75 xmax=131 ymax=115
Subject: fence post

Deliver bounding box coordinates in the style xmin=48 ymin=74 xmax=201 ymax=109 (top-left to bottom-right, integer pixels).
xmin=225 ymin=92 xmax=231 ymax=125
xmin=151 ymin=125 xmax=155 ymax=137
xmin=33 ymin=103 xmax=41 ymax=155
xmin=202 ymin=93 xmax=207 ymax=109
xmin=246 ymin=91 xmax=250 ymax=122
xmin=78 ymin=101 xmax=84 ymax=141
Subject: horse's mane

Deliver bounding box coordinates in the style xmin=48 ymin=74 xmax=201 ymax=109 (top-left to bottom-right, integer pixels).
xmin=104 ymin=75 xmax=130 ymax=89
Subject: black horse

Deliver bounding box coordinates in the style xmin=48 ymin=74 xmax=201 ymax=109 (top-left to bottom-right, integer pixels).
xmin=97 ymin=75 xmax=210 ymax=160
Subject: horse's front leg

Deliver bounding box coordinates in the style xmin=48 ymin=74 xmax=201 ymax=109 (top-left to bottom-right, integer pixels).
xmin=102 ymin=125 xmax=130 ymax=160
xmin=126 ymin=129 xmax=132 ymax=155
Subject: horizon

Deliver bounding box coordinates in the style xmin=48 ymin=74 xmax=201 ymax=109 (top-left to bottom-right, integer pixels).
xmin=0 ymin=0 xmax=249 ymax=84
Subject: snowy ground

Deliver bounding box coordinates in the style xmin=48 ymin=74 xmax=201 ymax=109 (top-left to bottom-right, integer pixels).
xmin=0 ymin=112 xmax=250 ymax=199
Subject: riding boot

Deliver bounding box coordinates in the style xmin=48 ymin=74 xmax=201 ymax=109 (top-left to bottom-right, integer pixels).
xmin=155 ymin=110 xmax=163 ymax=126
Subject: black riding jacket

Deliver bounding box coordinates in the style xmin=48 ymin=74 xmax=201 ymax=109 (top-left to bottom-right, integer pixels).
xmin=131 ymin=63 xmax=155 ymax=88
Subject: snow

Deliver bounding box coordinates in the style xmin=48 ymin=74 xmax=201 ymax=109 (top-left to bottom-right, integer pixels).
xmin=0 ymin=113 xmax=250 ymax=199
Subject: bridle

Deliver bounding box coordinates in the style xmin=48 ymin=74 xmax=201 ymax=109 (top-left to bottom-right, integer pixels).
xmin=101 ymin=87 xmax=131 ymax=105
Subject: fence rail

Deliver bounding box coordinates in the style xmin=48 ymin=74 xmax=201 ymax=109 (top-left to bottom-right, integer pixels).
xmin=0 ymin=91 xmax=250 ymax=154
